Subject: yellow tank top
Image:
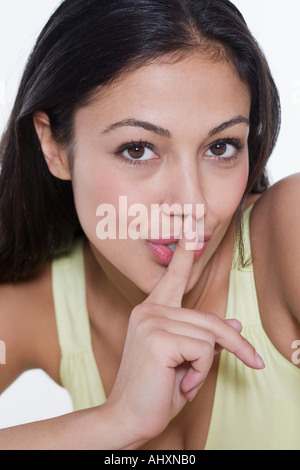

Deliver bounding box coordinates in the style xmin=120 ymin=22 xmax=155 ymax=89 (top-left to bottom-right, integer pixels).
xmin=52 ymin=206 xmax=300 ymax=450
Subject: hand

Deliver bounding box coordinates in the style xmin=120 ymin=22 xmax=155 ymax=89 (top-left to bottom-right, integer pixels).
xmin=106 ymin=216 xmax=264 ymax=445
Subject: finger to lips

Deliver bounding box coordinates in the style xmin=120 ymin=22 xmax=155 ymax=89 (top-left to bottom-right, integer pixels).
xmin=144 ymin=214 xmax=197 ymax=307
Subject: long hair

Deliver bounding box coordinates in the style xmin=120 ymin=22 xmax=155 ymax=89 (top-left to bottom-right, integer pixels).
xmin=0 ymin=0 xmax=281 ymax=282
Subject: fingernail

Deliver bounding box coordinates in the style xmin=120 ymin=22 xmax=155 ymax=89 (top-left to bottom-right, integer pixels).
xmin=255 ymin=352 xmax=265 ymax=369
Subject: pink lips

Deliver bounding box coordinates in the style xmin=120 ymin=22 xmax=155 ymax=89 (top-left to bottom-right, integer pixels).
xmin=146 ymin=236 xmax=209 ymax=266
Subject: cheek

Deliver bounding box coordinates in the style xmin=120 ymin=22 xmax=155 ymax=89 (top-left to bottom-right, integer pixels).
xmin=72 ymin=162 xmax=150 ymax=247
xmin=229 ymin=165 xmax=249 ymax=206
xmin=71 ymin=165 xmax=119 ymax=243
xmin=208 ymin=162 xmax=249 ymax=222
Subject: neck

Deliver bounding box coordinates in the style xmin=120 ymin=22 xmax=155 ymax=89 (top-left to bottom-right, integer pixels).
xmin=183 ymin=221 xmax=235 ymax=312
xmin=87 ymin=241 xmax=147 ymax=310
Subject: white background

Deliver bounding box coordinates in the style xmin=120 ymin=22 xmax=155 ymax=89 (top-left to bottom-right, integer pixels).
xmin=0 ymin=1 xmax=299 ymax=428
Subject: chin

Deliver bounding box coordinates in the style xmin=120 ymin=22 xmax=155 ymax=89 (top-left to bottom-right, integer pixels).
xmin=131 ymin=262 xmax=167 ymax=294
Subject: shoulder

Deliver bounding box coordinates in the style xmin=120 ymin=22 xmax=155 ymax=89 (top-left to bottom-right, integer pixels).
xmin=0 ymin=260 xmax=61 ymax=393
xmin=252 ymin=172 xmax=300 ymax=220
xmin=250 ymin=173 xmax=300 ymax=331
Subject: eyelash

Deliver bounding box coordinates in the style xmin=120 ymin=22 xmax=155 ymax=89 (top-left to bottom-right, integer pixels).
xmin=114 ymin=141 xmax=156 ymax=167
xmin=114 ymin=138 xmax=244 ymax=167
xmin=207 ymin=138 xmax=244 ymax=164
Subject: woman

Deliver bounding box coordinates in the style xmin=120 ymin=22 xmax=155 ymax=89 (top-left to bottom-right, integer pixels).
xmin=0 ymin=0 xmax=299 ymax=450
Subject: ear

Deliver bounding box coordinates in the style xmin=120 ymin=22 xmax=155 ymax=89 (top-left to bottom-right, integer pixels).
xmin=33 ymin=111 xmax=72 ymax=181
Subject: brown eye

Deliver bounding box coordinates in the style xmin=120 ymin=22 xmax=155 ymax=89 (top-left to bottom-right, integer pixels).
xmin=127 ymin=145 xmax=146 ymax=159
xmin=205 ymin=141 xmax=240 ymax=160
xmin=210 ymin=143 xmax=227 ymax=156
xmin=117 ymin=141 xmax=157 ymax=163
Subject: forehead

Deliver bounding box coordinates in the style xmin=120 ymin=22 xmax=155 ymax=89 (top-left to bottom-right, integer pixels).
xmin=76 ymin=54 xmax=251 ymax=132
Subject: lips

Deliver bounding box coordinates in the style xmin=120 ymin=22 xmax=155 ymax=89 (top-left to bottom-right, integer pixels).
xmin=146 ymin=236 xmax=209 ymax=266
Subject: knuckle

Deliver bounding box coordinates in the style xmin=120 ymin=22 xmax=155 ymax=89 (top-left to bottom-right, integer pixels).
xmin=201 ymin=339 xmax=215 ymax=357
xmin=130 ymin=304 xmax=165 ymax=334
xmin=131 ymin=303 xmax=152 ymax=322
xmin=205 ymin=330 xmax=216 ymax=348
xmin=139 ymin=315 xmax=163 ymax=336
xmin=145 ymin=329 xmax=169 ymax=355
xmin=202 ymin=311 xmax=219 ymax=327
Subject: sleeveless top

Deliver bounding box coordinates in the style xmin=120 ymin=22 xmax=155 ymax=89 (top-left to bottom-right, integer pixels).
xmin=52 ymin=205 xmax=300 ymax=450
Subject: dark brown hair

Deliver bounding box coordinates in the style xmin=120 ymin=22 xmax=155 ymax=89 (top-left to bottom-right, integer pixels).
xmin=0 ymin=0 xmax=281 ymax=282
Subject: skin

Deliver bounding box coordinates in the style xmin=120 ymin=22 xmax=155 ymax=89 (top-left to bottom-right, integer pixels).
xmin=54 ymin=54 xmax=250 ymax=305
xmin=0 ymin=53 xmax=299 ymax=450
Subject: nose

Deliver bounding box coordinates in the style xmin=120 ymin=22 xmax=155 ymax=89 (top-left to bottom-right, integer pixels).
xmin=159 ymin=159 xmax=208 ymax=220
xmin=158 ymin=159 xmax=207 ymax=240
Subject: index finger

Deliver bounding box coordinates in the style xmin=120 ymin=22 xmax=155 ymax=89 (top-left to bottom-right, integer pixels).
xmin=144 ymin=215 xmax=199 ymax=307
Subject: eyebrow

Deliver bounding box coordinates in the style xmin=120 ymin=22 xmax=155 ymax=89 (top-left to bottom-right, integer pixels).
xmin=101 ymin=115 xmax=249 ymax=138
xmin=101 ymin=119 xmax=171 ymax=138
xmin=209 ymin=116 xmax=250 ymax=136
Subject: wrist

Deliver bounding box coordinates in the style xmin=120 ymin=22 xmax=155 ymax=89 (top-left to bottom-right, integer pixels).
xmin=98 ymin=399 xmax=149 ymax=450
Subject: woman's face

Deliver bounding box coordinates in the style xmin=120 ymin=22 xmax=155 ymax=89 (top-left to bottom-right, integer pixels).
xmin=70 ymin=54 xmax=251 ymax=294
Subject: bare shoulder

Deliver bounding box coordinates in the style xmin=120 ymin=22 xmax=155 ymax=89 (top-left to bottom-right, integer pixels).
xmin=253 ymin=172 xmax=300 ymax=218
xmin=251 ymin=173 xmax=300 ymax=290
xmin=0 ymin=261 xmax=61 ymax=393
xmin=250 ymin=173 xmax=300 ymax=363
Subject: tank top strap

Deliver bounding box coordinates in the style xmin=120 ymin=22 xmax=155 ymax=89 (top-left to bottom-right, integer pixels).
xmin=226 ymin=204 xmax=261 ymax=327
xmin=52 ymin=238 xmax=92 ymax=354
xmin=52 ymin=238 xmax=106 ymax=410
